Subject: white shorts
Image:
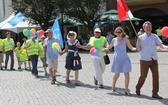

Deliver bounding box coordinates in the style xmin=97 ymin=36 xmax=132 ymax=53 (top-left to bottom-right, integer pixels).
xmin=47 ymin=58 xmax=58 ymax=70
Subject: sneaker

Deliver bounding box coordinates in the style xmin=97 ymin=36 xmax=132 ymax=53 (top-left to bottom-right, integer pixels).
xmin=10 ymin=68 xmax=15 ymax=70
xmin=18 ymin=67 xmax=21 ymax=69
xmin=25 ymin=68 xmax=28 ymax=70
xmin=0 ymin=67 xmax=3 ymax=70
xmin=94 ymin=76 xmax=98 ymax=85
xmin=35 ymin=75 xmax=39 ymax=78
xmin=98 ymin=85 xmax=104 ymax=89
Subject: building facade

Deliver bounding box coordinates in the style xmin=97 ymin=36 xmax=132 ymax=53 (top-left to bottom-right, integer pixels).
xmin=0 ymin=0 xmax=13 ymax=22
xmin=0 ymin=0 xmax=5 ymax=22
xmin=108 ymin=0 xmax=168 ymax=31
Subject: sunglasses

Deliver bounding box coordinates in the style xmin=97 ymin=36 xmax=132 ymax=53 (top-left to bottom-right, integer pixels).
xmin=69 ymin=34 xmax=74 ymax=36
xmin=116 ymin=32 xmax=122 ymax=33
xmin=95 ymin=32 xmax=101 ymax=33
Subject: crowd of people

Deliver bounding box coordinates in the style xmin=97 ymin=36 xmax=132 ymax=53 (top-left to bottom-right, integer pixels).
xmin=0 ymin=21 xmax=167 ymax=99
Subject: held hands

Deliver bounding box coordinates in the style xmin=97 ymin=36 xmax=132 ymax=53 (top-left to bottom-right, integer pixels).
xmin=103 ymin=48 xmax=109 ymax=52
xmin=60 ymin=51 xmax=64 ymax=56
xmin=166 ymin=46 xmax=168 ymax=49
xmin=76 ymin=43 xmax=81 ymax=48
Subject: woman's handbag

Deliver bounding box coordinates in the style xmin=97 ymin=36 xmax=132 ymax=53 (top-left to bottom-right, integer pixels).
xmin=104 ymin=54 xmax=110 ymax=65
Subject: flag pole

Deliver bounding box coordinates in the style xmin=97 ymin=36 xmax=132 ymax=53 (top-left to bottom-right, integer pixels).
xmin=126 ymin=13 xmax=138 ymax=37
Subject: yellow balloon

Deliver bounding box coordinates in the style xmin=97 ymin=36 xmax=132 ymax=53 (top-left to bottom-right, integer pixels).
xmin=52 ymin=42 xmax=60 ymax=50
xmin=30 ymin=28 xmax=36 ymax=34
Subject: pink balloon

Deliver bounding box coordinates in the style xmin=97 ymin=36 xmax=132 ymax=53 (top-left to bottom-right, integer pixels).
xmin=38 ymin=30 xmax=44 ymax=36
xmin=90 ymin=47 xmax=95 ymax=54
xmin=161 ymin=26 xmax=168 ymax=37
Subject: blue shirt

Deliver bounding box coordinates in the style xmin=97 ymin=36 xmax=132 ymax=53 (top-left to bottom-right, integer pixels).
xmin=44 ymin=37 xmax=60 ymax=59
xmin=139 ymin=33 xmax=162 ymax=61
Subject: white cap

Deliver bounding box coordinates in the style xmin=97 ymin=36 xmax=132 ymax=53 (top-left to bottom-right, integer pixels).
xmin=45 ymin=29 xmax=52 ymax=33
xmin=94 ymin=28 xmax=101 ymax=32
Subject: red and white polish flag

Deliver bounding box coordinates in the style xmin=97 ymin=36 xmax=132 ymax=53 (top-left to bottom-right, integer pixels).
xmin=117 ymin=0 xmax=134 ymax=22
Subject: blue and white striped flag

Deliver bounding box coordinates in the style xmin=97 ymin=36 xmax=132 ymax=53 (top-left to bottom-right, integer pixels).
xmin=8 ymin=12 xmax=26 ymax=27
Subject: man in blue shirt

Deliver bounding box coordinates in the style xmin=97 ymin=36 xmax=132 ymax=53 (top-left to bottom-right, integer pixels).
xmin=43 ymin=29 xmax=61 ymax=85
xmin=136 ymin=21 xmax=168 ymax=99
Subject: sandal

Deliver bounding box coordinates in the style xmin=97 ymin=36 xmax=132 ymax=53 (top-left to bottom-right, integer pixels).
xmin=112 ymin=87 xmax=116 ymax=92
xmin=53 ymin=76 xmax=56 ymax=81
xmin=125 ymin=91 xmax=132 ymax=96
xmin=75 ymin=83 xmax=80 ymax=86
xmin=51 ymin=80 xmax=55 ymax=85
xmin=66 ymin=79 xmax=71 ymax=83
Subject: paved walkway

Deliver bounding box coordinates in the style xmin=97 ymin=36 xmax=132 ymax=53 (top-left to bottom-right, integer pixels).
xmin=0 ymin=52 xmax=168 ymax=105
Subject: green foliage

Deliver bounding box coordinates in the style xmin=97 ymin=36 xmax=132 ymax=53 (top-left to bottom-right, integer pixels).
xmin=124 ymin=25 xmax=130 ymax=35
xmin=64 ymin=0 xmax=106 ymax=31
xmin=12 ymin=0 xmax=106 ymax=31
xmin=79 ymin=26 xmax=89 ymax=40
xmin=12 ymin=0 xmax=58 ymax=30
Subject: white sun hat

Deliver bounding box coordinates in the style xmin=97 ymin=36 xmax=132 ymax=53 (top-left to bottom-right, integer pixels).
xmin=67 ymin=31 xmax=77 ymax=40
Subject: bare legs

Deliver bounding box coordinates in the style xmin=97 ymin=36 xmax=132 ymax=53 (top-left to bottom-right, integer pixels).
xmin=112 ymin=74 xmax=120 ymax=91
xmin=112 ymin=72 xmax=130 ymax=94
xmin=43 ymin=66 xmax=47 ymax=76
xmin=75 ymin=70 xmax=79 ymax=84
xmin=50 ymin=69 xmax=56 ymax=80
xmin=66 ymin=70 xmax=71 ymax=82
xmin=66 ymin=69 xmax=79 ymax=85
xmin=50 ymin=68 xmax=57 ymax=84
xmin=125 ymin=73 xmax=130 ymax=93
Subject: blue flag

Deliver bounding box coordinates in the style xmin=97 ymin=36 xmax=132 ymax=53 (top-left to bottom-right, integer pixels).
xmin=8 ymin=12 xmax=26 ymax=27
xmin=52 ymin=18 xmax=64 ymax=48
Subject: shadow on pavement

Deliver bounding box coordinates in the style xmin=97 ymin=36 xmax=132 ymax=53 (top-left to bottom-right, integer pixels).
xmin=159 ymin=98 xmax=168 ymax=105
xmin=55 ymin=80 xmax=98 ymax=89
xmin=107 ymin=89 xmax=168 ymax=103
xmin=1 ymin=69 xmax=18 ymax=71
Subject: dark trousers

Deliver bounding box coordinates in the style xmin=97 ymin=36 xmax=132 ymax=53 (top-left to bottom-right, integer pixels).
xmin=30 ymin=55 xmax=38 ymax=76
xmin=136 ymin=60 xmax=159 ymax=95
xmin=5 ymin=50 xmax=14 ymax=69
xmin=159 ymin=36 xmax=162 ymax=41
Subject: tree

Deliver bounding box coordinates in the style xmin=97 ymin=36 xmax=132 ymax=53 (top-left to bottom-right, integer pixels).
xmin=64 ymin=0 xmax=106 ymax=31
xmin=12 ymin=0 xmax=58 ymax=30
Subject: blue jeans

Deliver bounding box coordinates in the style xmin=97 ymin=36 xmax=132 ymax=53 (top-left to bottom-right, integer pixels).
xmin=30 ymin=55 xmax=38 ymax=76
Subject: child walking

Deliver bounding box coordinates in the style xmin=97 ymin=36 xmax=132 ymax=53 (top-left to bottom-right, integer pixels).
xmin=23 ymin=37 xmax=31 ymax=70
xmin=60 ymin=31 xmax=82 ymax=86
xmin=15 ymin=42 xmax=22 ymax=69
xmin=20 ymin=46 xmax=28 ymax=70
